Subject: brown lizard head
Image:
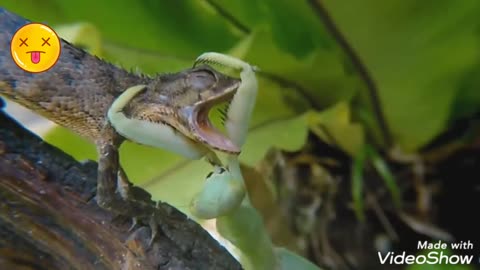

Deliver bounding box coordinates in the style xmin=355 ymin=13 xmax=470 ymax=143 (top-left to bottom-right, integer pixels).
xmin=123 ymin=65 xmax=241 ymax=154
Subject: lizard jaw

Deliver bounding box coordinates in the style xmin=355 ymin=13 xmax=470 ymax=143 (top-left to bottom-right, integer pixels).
xmin=183 ymin=85 xmax=241 ymax=154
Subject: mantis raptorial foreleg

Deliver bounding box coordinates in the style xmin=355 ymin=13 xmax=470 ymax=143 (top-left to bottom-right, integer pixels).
xmin=195 ymin=52 xmax=258 ymax=147
xmin=190 ymin=53 xmax=258 ymax=219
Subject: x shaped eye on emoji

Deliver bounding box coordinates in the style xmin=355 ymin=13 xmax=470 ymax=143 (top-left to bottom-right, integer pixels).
xmin=19 ymin=37 xmax=28 ymax=47
xmin=42 ymin=37 xmax=51 ymax=46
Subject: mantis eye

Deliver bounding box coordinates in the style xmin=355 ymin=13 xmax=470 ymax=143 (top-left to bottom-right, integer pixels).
xmin=190 ymin=166 xmax=245 ymax=219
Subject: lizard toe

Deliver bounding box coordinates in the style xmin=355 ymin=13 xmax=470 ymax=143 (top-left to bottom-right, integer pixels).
xmin=147 ymin=215 xmax=159 ymax=248
xmin=128 ymin=217 xmax=139 ymax=232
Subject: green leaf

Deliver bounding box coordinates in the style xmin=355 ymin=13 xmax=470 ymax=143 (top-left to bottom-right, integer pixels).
xmin=320 ymin=0 xmax=480 ymax=151
xmin=352 ymin=145 xmax=367 ymax=221
xmin=230 ymin=28 xmax=357 ymax=108
xmin=308 ymin=102 xmax=365 ymax=156
xmin=55 ymin=22 xmax=102 ymax=55
xmin=202 ymin=0 xmax=267 ymax=31
xmin=451 ymin=63 xmax=480 ymax=120
xmin=101 ymin=43 xmax=192 ymax=75
xmin=260 ymin=0 xmax=326 ymax=57
xmin=207 ymin=0 xmax=336 ymax=57
xmin=2 ymin=0 xmax=241 ymax=59
xmin=369 ymin=146 xmax=401 ymax=208
xmin=54 ymin=22 xmax=194 ymax=75
xmin=142 ymin=160 xmax=211 ymax=213
xmin=43 ymin=127 xmax=96 ymax=161
xmin=241 ymin=113 xmax=309 ymax=166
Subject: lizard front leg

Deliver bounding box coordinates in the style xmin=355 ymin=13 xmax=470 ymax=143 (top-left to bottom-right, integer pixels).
xmin=96 ymin=124 xmax=155 ymax=218
xmin=96 ymin=125 xmax=130 ymax=214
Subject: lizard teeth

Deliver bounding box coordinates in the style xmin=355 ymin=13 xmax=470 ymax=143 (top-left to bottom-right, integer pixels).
xmin=190 ymin=104 xmax=240 ymax=154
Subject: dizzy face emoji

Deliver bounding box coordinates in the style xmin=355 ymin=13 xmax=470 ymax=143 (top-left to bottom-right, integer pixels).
xmin=10 ymin=23 xmax=61 ymax=73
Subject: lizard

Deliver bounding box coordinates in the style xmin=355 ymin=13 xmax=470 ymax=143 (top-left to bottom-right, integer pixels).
xmin=0 ymin=8 xmax=256 ymax=237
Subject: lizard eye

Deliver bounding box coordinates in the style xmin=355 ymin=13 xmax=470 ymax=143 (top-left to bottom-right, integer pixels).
xmin=189 ymin=69 xmax=217 ymax=91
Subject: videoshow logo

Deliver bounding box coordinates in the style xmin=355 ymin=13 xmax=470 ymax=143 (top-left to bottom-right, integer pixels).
xmin=378 ymin=240 xmax=476 ymax=265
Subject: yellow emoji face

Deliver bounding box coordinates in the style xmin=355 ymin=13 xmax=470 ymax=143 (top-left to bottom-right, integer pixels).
xmin=10 ymin=23 xmax=61 ymax=73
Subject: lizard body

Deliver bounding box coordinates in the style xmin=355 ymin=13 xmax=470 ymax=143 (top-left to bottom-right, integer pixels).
xmin=0 ymin=8 xmax=243 ymax=232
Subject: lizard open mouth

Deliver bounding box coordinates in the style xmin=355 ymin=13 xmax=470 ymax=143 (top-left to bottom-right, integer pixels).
xmin=184 ymin=82 xmax=241 ymax=154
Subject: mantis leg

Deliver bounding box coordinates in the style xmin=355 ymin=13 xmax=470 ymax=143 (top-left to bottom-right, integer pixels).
xmin=191 ymin=53 xmax=258 ymax=219
xmin=195 ymin=52 xmax=258 ymax=147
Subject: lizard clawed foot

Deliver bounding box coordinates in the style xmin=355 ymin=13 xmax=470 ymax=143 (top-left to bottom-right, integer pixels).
xmin=96 ymin=136 xmax=160 ymax=245
xmin=113 ymin=169 xmax=163 ymax=247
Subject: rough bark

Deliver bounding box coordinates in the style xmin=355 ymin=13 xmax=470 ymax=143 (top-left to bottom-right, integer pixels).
xmin=0 ymin=101 xmax=242 ymax=270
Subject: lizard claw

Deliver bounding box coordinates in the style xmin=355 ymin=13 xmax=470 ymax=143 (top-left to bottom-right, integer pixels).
xmin=147 ymin=215 xmax=159 ymax=248
xmin=128 ymin=217 xmax=139 ymax=232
